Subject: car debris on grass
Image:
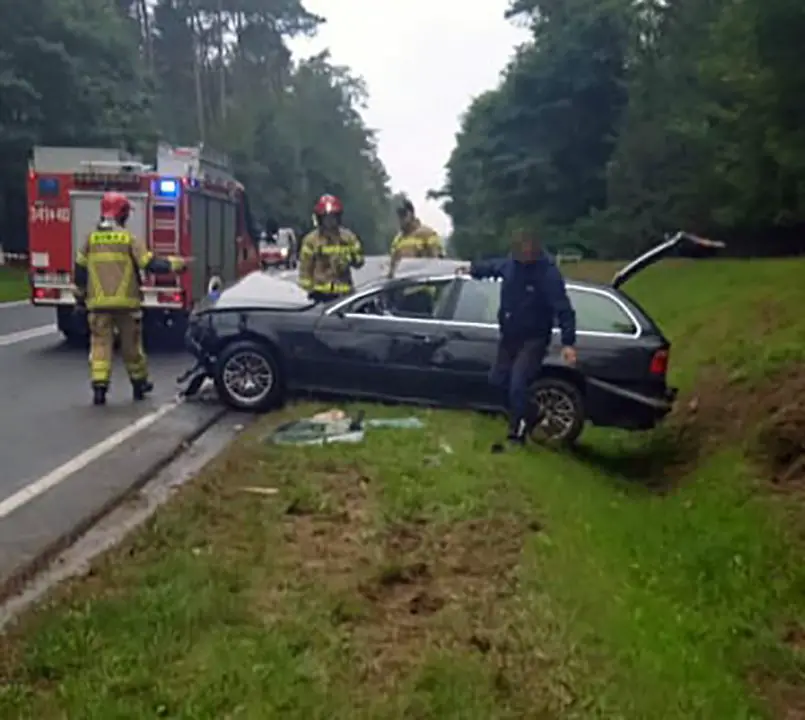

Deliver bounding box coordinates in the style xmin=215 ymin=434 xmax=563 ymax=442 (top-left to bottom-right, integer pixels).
xmin=267 ymin=408 xmax=425 ymax=446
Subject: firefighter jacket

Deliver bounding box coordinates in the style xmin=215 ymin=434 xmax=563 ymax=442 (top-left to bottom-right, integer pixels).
xmin=298 ymin=227 xmax=364 ymax=296
xmin=387 ymin=220 xmax=444 ymax=278
xmin=74 ymin=220 xmax=183 ymax=311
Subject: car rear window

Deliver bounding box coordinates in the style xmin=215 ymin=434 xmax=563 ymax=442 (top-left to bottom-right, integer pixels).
xmin=450 ymin=280 xmax=637 ymax=335
xmin=568 ymin=288 xmax=637 ymax=335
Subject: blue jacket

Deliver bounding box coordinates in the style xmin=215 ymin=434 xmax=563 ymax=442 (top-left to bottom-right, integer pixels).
xmin=470 ymin=252 xmax=576 ymax=346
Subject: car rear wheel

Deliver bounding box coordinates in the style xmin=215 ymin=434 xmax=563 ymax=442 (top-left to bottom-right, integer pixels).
xmin=213 ymin=340 xmax=284 ymax=412
xmin=529 ymin=376 xmax=585 ymax=446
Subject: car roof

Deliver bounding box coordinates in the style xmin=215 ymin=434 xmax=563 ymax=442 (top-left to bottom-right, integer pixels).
xmin=354 ymin=257 xmax=611 ymax=294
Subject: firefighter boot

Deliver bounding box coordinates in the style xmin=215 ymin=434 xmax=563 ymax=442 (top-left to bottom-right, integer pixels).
xmin=92 ymin=384 xmax=107 ymax=406
xmin=132 ymin=379 xmax=154 ymax=401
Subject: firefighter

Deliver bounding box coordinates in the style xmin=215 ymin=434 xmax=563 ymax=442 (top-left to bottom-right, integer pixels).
xmin=298 ymin=194 xmax=364 ymax=302
xmin=73 ymin=191 xmax=187 ymax=406
xmin=386 ymin=198 xmax=445 ymax=316
xmin=387 ymin=198 xmax=444 ymax=279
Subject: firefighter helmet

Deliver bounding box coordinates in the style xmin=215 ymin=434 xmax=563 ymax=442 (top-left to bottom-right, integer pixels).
xmin=313 ymin=194 xmax=343 ymax=217
xmin=100 ymin=192 xmax=131 ymax=221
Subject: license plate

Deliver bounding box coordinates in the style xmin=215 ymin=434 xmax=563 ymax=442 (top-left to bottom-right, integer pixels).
xmin=35 ymin=272 xmax=70 ymax=284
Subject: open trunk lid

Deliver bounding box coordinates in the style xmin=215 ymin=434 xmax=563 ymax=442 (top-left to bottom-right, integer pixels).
xmin=612 ymin=232 xmax=725 ymax=288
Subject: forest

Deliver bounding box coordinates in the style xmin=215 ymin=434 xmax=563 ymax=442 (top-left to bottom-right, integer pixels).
xmin=435 ymin=0 xmax=805 ymax=259
xmin=0 ymin=0 xmax=396 ymax=254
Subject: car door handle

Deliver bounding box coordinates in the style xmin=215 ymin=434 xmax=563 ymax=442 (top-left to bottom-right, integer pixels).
xmin=412 ymin=333 xmax=432 ymax=342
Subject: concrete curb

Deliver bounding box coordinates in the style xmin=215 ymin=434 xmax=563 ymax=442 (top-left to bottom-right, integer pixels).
xmin=0 ymin=404 xmax=228 ymax=604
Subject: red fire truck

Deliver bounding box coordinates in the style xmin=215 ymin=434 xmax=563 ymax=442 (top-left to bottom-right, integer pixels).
xmin=27 ymin=143 xmax=262 ymax=344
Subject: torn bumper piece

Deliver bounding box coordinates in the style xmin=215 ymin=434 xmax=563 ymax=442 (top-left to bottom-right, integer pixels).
xmin=176 ymin=360 xmax=210 ymax=399
xmin=178 ymin=319 xmax=214 ymax=398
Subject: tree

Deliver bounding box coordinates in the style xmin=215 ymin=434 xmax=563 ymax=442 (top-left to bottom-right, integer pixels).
xmin=0 ymin=0 xmax=394 ymax=253
xmin=439 ymin=0 xmax=805 ymax=258
xmin=437 ymin=0 xmax=631 ymax=259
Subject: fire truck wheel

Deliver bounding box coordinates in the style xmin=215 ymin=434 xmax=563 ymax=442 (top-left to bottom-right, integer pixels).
xmin=213 ymin=339 xmax=284 ymax=412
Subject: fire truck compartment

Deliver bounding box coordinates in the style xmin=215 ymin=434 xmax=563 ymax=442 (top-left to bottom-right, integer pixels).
xmin=190 ymin=192 xmax=238 ymax=302
xmin=69 ymin=191 xmax=149 ymax=261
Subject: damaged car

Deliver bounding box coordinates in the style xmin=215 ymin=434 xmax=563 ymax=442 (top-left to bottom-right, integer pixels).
xmin=180 ymin=231 xmax=723 ymax=445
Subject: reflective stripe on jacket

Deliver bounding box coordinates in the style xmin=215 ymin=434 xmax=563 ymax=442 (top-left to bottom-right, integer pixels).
xmin=75 ymin=225 xmax=155 ymax=311
xmin=388 ymin=221 xmax=443 ymax=277
xmin=298 ymin=227 xmax=364 ymax=296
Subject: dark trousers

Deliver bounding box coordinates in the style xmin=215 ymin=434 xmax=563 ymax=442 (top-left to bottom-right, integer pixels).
xmin=489 ymin=335 xmax=549 ymax=435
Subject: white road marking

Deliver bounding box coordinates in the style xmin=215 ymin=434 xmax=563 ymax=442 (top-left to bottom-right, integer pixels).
xmin=0 ymin=300 xmax=30 ymax=309
xmin=0 ymin=400 xmax=182 ymax=519
xmin=0 ymin=324 xmax=58 ymax=347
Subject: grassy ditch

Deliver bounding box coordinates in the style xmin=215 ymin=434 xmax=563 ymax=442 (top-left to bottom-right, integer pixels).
xmin=1 ymin=258 xmax=804 ymax=718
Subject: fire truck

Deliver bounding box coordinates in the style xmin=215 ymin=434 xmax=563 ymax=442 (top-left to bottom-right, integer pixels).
xmin=27 ymin=143 xmax=262 ymax=344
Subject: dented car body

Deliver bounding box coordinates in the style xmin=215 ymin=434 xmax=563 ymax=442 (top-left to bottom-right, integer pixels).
xmin=181 ymin=232 xmax=723 ymax=444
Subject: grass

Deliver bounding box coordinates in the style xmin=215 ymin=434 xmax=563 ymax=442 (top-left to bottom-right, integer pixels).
xmin=0 ymin=266 xmax=29 ymax=302
xmin=1 ymin=258 xmax=805 ymax=718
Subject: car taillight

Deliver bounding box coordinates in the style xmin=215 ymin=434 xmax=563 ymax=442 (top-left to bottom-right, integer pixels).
xmin=650 ymin=348 xmax=669 ymax=375
xmin=157 ymin=291 xmax=183 ymax=304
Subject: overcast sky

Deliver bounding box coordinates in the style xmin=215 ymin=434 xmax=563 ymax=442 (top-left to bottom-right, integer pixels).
xmin=289 ymin=1 xmax=528 ymax=235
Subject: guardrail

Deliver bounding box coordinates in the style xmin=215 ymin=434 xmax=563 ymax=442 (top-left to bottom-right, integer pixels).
xmin=556 ymin=252 xmax=583 ymax=265
xmin=0 ymin=247 xmax=28 ymax=268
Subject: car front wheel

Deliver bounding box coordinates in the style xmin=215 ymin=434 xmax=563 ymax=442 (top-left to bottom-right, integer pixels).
xmin=213 ymin=340 xmax=284 ymax=412
xmin=529 ymin=376 xmax=585 ymax=446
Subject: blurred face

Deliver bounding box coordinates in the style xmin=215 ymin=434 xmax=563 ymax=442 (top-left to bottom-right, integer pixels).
xmin=397 ymin=209 xmax=414 ymax=231
xmin=320 ymin=213 xmax=338 ymax=232
xmin=512 ymin=232 xmax=540 ymax=263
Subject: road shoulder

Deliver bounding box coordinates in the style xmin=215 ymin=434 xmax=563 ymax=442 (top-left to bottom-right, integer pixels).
xmin=0 ymin=400 xmax=226 ymax=601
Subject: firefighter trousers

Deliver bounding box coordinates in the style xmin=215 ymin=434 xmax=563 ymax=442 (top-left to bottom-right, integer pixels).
xmin=88 ymin=311 xmax=148 ymax=387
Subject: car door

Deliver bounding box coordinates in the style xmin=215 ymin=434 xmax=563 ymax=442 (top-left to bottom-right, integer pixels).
xmin=375 ymin=278 xmax=457 ymax=401
xmin=308 ymin=278 xmax=455 ymax=399
xmin=427 ymin=277 xmax=648 ymax=407
xmin=307 ymin=290 xmax=398 ymax=396
xmin=424 ymin=277 xmax=503 ymax=406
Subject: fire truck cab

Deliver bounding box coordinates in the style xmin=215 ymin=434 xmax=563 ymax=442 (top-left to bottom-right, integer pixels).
xmin=27 ymin=144 xmax=261 ymax=344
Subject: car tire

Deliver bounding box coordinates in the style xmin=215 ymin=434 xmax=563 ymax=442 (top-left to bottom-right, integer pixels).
xmin=529 ymin=376 xmax=585 ymax=446
xmin=213 ymin=340 xmax=284 ymax=412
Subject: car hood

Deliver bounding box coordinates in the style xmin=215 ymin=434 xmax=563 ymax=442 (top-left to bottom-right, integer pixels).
xmin=197 ymin=271 xmax=314 ymax=312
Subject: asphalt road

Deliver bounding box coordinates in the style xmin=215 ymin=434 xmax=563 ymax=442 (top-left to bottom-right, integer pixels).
xmin=0 ymin=258 xmax=391 ymax=594
xmin=0 ymin=301 xmax=221 ymax=593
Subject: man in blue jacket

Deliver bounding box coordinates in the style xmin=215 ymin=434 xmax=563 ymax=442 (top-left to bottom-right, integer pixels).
xmin=466 ymin=230 xmax=577 ymax=447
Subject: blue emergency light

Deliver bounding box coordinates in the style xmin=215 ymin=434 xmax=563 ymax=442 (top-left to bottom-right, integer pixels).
xmin=37 ymin=177 xmax=60 ymax=197
xmin=155 ymin=178 xmax=179 ymax=198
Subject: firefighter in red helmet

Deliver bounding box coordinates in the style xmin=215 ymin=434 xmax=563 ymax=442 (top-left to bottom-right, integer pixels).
xmin=73 ymin=191 xmax=187 ymax=406
xmin=298 ymin=194 xmax=364 ymax=302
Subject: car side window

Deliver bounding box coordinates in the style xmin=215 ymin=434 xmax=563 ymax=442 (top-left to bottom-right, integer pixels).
xmin=347 ymin=291 xmax=387 ymax=316
xmin=448 ymin=281 xmax=636 ymax=334
xmin=345 ymin=280 xmax=452 ymax=319
xmin=384 ymin=280 xmax=452 ymax=319
xmin=569 ymin=288 xmax=637 ymax=335
xmin=450 ymin=278 xmax=500 ymax=324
